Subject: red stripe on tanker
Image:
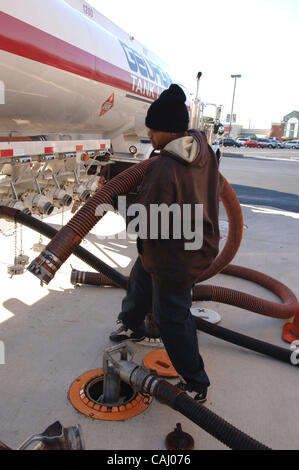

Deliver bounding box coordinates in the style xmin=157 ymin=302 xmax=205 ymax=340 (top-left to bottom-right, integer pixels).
xmin=0 ymin=0 xmax=180 ymax=139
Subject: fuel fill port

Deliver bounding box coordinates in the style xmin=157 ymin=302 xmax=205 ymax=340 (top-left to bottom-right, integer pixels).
xmin=68 ymin=344 xmax=152 ymax=421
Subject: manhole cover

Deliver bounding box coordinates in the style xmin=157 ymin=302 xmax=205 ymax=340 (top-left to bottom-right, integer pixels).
xmin=191 ymin=305 xmax=221 ymax=324
xmin=143 ymin=350 xmax=178 ymax=378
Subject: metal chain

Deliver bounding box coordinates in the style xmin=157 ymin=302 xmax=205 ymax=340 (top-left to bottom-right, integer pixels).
xmin=14 ymin=221 xmax=18 ymax=259
xmin=19 ymin=223 xmax=23 ymax=255
xmin=0 ymin=222 xmax=16 ymax=238
xmin=39 ymin=214 xmax=43 ymax=244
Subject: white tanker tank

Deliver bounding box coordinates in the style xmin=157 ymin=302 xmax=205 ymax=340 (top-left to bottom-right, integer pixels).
xmin=0 ymin=0 xmax=220 ymax=220
xmin=0 ymin=0 xmax=188 ymax=157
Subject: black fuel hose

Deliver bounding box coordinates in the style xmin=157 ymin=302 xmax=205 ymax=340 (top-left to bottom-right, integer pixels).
xmin=153 ymin=380 xmax=271 ymax=450
xmin=174 ymin=393 xmax=270 ymax=450
xmin=194 ymin=316 xmax=298 ymax=367
xmin=1 ymin=207 xmax=128 ymax=290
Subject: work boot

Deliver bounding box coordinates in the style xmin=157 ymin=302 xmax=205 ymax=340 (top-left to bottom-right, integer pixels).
xmin=109 ymin=320 xmax=146 ymax=343
xmin=175 ymin=380 xmax=208 ymax=404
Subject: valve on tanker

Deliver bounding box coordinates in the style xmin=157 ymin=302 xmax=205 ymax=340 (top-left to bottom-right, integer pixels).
xmin=72 ymin=183 xmax=90 ymax=202
xmin=64 ymin=171 xmax=91 ymax=203
xmin=0 ymin=196 xmax=31 ymax=215
xmin=22 ymin=190 xmax=54 ymax=216
xmin=62 ymin=183 xmax=89 ymax=211
xmin=32 ymin=193 xmax=54 ymax=216
xmin=43 ymin=184 xmax=72 ymax=208
xmin=85 ymin=175 xmax=104 ymax=194
xmin=62 ymin=183 xmax=90 ymax=203
xmin=54 ymin=189 xmax=72 ymax=207
xmin=73 ymin=169 xmax=91 ymax=202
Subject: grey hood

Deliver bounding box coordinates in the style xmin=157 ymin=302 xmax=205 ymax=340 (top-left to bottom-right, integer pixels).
xmin=163 ymin=134 xmax=201 ymax=165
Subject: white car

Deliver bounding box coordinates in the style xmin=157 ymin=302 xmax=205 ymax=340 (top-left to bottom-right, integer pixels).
xmin=284 ymin=140 xmax=299 ymax=149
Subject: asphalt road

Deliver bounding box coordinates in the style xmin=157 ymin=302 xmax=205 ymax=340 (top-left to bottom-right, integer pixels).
xmin=222 ymin=146 xmax=299 ymax=162
xmin=219 ymin=147 xmax=299 ymax=213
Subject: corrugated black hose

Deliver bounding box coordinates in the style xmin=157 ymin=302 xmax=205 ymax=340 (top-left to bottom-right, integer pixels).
xmin=194 ymin=316 xmax=298 ymax=367
xmin=153 ymin=380 xmax=271 ymax=450
xmin=8 ymin=208 xmax=128 ymax=289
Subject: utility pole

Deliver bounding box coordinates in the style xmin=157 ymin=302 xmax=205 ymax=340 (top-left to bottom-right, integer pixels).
xmin=189 ymin=71 xmax=202 ymax=129
xmin=229 ymin=74 xmax=241 ymax=137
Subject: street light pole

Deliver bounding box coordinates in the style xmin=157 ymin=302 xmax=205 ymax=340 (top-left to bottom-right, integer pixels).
xmin=189 ymin=71 xmax=202 ymax=129
xmin=229 ymin=74 xmax=241 ymax=137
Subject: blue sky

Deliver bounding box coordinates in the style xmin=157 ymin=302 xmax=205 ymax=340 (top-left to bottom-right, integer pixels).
xmin=88 ymin=0 xmax=299 ymax=129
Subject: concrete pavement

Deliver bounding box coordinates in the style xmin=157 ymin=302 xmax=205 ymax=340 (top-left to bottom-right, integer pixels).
xmin=0 ymin=155 xmax=298 ymax=450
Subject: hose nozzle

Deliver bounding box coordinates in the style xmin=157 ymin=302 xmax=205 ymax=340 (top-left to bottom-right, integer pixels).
xmin=27 ymin=249 xmax=63 ymax=284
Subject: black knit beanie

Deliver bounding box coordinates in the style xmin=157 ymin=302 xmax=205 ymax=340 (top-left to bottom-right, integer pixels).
xmin=145 ymin=84 xmax=189 ymax=132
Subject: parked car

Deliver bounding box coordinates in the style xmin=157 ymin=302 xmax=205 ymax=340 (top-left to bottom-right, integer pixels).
xmin=275 ymin=141 xmax=285 ymax=148
xmin=218 ymin=138 xmax=243 ymax=147
xmin=256 ymin=138 xmax=277 ymax=148
xmin=284 ymin=140 xmax=299 ymax=149
xmin=243 ymin=140 xmax=267 ymax=148
xmin=236 ymin=137 xmax=256 ymax=145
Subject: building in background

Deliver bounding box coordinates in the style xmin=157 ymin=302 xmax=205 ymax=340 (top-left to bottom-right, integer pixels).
xmin=283 ymin=111 xmax=299 ymax=139
xmin=269 ymin=122 xmax=284 ymax=139
xmin=240 ymin=128 xmax=270 ymax=138
xmin=223 ymin=124 xmax=242 ymax=137
xmin=212 ymin=111 xmax=299 ymax=141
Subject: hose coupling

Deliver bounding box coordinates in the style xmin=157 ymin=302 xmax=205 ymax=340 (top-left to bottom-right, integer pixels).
xmin=27 ymin=249 xmax=63 ymax=284
xmin=122 ymin=362 xmax=158 ymax=393
xmin=103 ymin=343 xmax=159 ymax=395
xmin=70 ymin=269 xmax=86 ymax=285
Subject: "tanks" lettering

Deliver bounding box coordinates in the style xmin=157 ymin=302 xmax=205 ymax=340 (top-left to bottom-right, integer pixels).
xmin=130 ymin=74 xmax=163 ymax=99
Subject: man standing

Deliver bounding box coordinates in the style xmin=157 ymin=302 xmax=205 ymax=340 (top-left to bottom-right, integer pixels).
xmin=110 ymin=84 xmax=220 ymax=402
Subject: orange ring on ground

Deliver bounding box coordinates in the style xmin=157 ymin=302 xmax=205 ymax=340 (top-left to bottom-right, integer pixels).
xmin=68 ymin=368 xmax=152 ymax=421
xmin=143 ymin=350 xmax=179 ymax=378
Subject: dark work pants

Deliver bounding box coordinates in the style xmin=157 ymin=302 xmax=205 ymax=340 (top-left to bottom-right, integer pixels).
xmin=118 ymin=257 xmax=210 ymax=388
